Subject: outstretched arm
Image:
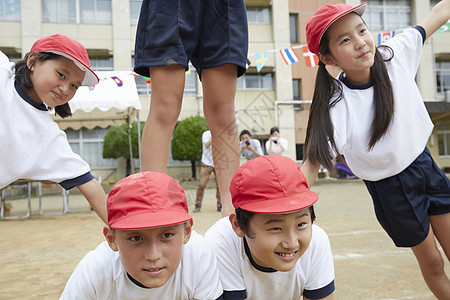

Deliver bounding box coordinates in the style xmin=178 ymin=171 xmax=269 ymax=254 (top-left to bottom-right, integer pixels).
xmin=420 ymin=0 xmax=450 ymax=40
xmin=300 ymin=159 xmax=320 ymax=188
xmin=77 ymin=179 xmax=107 ymax=224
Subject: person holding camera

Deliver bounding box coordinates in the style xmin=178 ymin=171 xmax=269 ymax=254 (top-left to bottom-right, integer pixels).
xmin=239 ymin=130 xmax=263 ymax=161
xmin=266 ymin=126 xmax=288 ymax=156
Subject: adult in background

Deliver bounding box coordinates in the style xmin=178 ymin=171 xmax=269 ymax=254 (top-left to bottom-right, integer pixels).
xmin=239 ymin=130 xmax=263 ymax=161
xmin=265 ymin=126 xmax=288 ymax=156
xmin=194 ymin=130 xmax=221 ymax=213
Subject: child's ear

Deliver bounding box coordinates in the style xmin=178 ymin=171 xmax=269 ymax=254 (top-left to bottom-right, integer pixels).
xmin=183 ymin=220 xmax=193 ymax=244
xmin=229 ymin=213 xmax=246 ymax=238
xmin=103 ymin=226 xmax=118 ymax=252
xmin=26 ymin=53 xmax=38 ymax=70
xmin=319 ymin=54 xmax=336 ymax=66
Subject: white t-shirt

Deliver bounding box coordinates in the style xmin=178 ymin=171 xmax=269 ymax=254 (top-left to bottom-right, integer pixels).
xmin=265 ymin=137 xmax=288 ymax=156
xmin=201 ymin=130 xmax=214 ymax=167
xmin=0 ymin=51 xmax=92 ymax=189
xmin=61 ymin=231 xmax=223 ymax=300
xmin=329 ymin=27 xmax=432 ymax=181
xmin=204 ymin=217 xmax=335 ymax=299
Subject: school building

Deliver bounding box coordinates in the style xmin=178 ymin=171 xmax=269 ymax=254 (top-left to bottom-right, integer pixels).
xmin=1 ymin=0 xmax=449 ymax=183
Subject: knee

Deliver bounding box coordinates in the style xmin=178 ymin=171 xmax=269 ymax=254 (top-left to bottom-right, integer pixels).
xmin=423 ymin=254 xmax=445 ymax=276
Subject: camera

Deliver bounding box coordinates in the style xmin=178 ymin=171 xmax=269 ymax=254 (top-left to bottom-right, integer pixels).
xmin=245 ymin=141 xmax=250 ymax=146
xmin=273 ymin=137 xmax=278 ymax=144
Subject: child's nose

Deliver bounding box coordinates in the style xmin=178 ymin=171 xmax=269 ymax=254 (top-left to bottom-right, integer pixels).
xmin=281 ymin=232 xmax=299 ymax=250
xmin=144 ymin=243 xmax=162 ymax=261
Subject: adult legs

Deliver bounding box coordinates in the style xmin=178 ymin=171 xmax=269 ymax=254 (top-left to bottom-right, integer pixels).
xmin=140 ymin=65 xmax=186 ymax=172
xmin=213 ymin=169 xmax=222 ymax=209
xmin=195 ymin=164 xmax=214 ymax=210
xmin=411 ymin=225 xmax=450 ymax=299
xmin=202 ymin=64 xmax=240 ymax=217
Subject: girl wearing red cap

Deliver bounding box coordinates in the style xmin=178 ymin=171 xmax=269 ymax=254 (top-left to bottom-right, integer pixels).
xmin=0 ymin=34 xmax=107 ymax=223
xmin=302 ymin=1 xmax=450 ymax=298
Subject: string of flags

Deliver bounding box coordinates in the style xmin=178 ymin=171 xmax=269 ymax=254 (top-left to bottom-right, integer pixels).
xmin=249 ymin=21 xmax=449 ymax=72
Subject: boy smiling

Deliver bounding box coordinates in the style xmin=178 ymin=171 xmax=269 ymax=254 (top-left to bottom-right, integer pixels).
xmin=61 ymin=172 xmax=223 ymax=299
xmin=205 ymin=155 xmax=335 ymax=299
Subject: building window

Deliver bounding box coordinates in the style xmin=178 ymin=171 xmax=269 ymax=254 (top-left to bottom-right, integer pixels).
xmin=134 ymin=64 xmax=197 ymax=96
xmin=90 ymin=56 xmax=114 ymax=71
xmin=289 ymin=14 xmax=298 ymax=44
xmin=237 ymin=73 xmax=273 ymax=90
xmin=296 ymin=144 xmax=304 ymax=161
xmin=130 ymin=0 xmax=142 ymax=25
xmin=246 ymin=7 xmax=271 ymax=24
xmin=364 ymin=0 xmax=411 ymax=31
xmin=437 ymin=122 xmax=450 ymax=157
xmin=436 ymin=60 xmax=450 ymax=94
xmin=66 ymin=127 xmax=116 ymax=168
xmin=293 ymin=79 xmax=301 ymax=109
xmin=43 ymin=0 xmax=112 ymax=24
xmin=0 ymin=0 xmax=20 ymax=21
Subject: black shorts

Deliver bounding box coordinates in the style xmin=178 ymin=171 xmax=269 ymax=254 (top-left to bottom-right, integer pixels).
xmin=134 ymin=0 xmax=248 ymax=79
xmin=364 ymin=147 xmax=450 ymax=247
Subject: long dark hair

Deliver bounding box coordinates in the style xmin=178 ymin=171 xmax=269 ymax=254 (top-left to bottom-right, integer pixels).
xmin=304 ymin=17 xmax=394 ymax=171
xmin=15 ymin=52 xmax=72 ymax=118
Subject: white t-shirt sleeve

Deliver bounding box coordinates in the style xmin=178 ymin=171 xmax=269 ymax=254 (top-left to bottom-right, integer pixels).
xmin=303 ymin=225 xmax=335 ymax=293
xmin=60 ymin=242 xmax=114 ymax=299
xmin=205 ymin=217 xmax=247 ymax=293
xmin=186 ymin=231 xmax=224 ymax=300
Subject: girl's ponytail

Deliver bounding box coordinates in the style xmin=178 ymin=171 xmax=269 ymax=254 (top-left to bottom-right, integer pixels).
xmin=304 ymin=61 xmax=342 ymax=171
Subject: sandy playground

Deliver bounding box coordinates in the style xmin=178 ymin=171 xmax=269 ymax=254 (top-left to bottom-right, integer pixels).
xmin=0 ymin=178 xmax=448 ymax=299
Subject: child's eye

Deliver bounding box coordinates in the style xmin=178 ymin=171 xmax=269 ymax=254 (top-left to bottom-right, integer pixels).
xmin=297 ymin=222 xmax=307 ymax=229
xmin=340 ymin=37 xmax=350 ymax=45
xmin=360 ymin=28 xmax=367 ymax=34
xmin=71 ymin=84 xmax=79 ymax=90
xmin=129 ymin=235 xmax=143 ymax=242
xmin=58 ymin=72 xmax=65 ymax=79
xmin=269 ymin=227 xmax=282 ymax=232
xmin=161 ymin=232 xmax=175 ymax=239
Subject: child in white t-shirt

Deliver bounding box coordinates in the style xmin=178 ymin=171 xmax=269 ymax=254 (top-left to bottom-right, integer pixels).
xmin=205 ymin=155 xmax=335 ymax=299
xmin=61 ymin=172 xmax=223 ymax=300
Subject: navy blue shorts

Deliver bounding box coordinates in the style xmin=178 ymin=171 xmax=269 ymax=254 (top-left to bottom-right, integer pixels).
xmin=134 ymin=0 xmax=248 ymax=79
xmin=364 ymin=147 xmax=450 ymax=247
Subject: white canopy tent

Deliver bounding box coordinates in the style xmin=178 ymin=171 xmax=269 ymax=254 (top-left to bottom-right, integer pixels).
xmin=68 ymin=71 xmax=142 ymax=172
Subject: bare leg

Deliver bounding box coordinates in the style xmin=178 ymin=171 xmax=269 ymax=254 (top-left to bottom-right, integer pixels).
xmin=140 ymin=65 xmax=186 ymax=172
xmin=431 ymin=212 xmax=450 ymax=262
xmin=202 ymin=64 xmax=240 ymax=217
xmin=411 ymin=226 xmax=450 ymax=299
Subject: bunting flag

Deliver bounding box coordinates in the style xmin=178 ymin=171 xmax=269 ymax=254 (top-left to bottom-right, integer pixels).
xmin=279 ymin=48 xmax=300 ymax=65
xmin=377 ymin=31 xmax=395 ymax=45
xmin=255 ymin=51 xmax=269 ymax=72
xmin=302 ymin=46 xmax=319 ymax=68
xmin=437 ymin=19 xmax=450 ymax=33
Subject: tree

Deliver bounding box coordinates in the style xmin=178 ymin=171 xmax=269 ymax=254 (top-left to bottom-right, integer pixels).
xmin=171 ymin=116 xmax=208 ymax=179
xmin=103 ymin=122 xmax=144 ymax=176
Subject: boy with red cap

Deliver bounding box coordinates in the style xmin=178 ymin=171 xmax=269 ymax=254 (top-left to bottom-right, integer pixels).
xmin=61 ymin=172 xmax=223 ymax=299
xmin=0 ymin=34 xmax=107 ymax=223
xmin=205 ymin=155 xmax=335 ymax=299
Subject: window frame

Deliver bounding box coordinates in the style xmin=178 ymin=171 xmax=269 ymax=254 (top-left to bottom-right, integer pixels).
xmin=42 ymin=0 xmax=112 ymax=24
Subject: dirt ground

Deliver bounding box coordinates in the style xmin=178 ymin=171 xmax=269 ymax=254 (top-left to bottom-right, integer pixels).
xmin=0 ymin=178 xmax=448 ymax=299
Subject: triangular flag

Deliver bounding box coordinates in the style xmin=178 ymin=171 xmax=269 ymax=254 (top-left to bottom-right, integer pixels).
xmin=302 ymin=46 xmax=319 ymax=68
xmin=377 ymin=31 xmax=395 ymax=45
xmin=279 ymin=48 xmax=300 ymax=65
xmin=255 ymin=51 xmax=269 ymax=72
xmin=437 ymin=20 xmax=450 ymax=33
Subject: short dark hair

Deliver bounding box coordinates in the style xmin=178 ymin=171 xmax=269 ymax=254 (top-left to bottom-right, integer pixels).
xmin=270 ymin=126 xmax=279 ymax=135
xmin=235 ymin=206 xmax=316 ymax=238
xmin=15 ymin=52 xmax=72 ymax=118
xmin=239 ymin=129 xmax=252 ymax=139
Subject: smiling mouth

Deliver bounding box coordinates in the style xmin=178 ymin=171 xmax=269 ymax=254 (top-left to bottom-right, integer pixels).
xmin=275 ymin=251 xmax=298 ymax=259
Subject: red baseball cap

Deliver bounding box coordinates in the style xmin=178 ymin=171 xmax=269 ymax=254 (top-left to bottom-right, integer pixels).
xmin=31 ymin=34 xmax=99 ymax=86
xmin=306 ymin=3 xmax=366 ymax=55
xmin=107 ymin=172 xmax=192 ymax=230
xmin=230 ymin=155 xmax=318 ymax=214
